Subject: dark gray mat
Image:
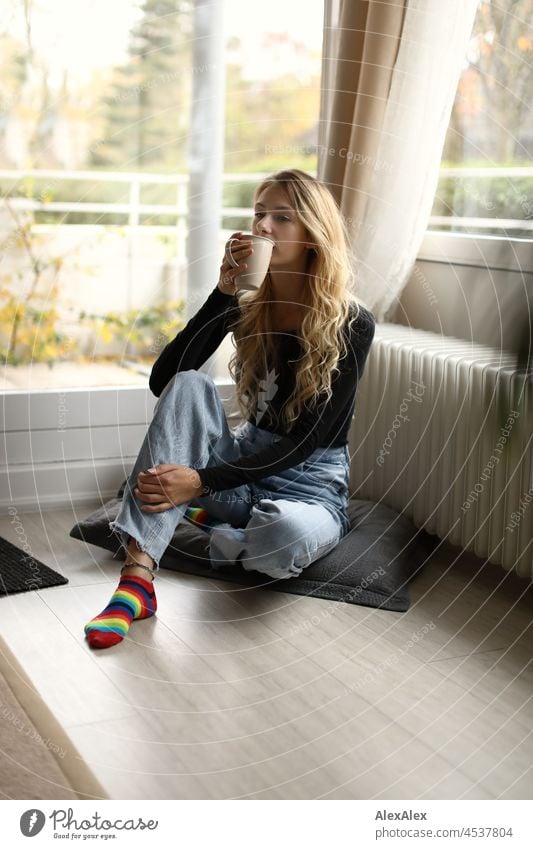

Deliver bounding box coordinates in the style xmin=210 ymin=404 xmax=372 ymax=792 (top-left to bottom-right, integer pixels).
xmin=70 ymin=485 xmax=434 ymax=611
xmin=0 ymin=536 xmax=68 ymax=597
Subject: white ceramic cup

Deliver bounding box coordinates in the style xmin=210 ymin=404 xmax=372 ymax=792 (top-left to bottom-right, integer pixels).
xmin=225 ymin=233 xmax=275 ymax=292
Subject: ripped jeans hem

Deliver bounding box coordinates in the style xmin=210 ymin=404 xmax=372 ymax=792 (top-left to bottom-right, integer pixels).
xmin=108 ymin=520 xmax=163 ymax=571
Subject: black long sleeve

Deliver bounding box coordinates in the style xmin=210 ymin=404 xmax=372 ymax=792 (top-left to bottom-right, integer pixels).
xmin=149 ymin=286 xmax=239 ymax=397
xmin=149 ymin=286 xmax=375 ymax=494
xmin=195 ymin=304 xmax=376 ymax=493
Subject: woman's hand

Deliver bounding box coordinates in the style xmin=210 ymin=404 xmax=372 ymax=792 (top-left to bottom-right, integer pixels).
xmin=134 ymin=464 xmax=205 ymax=512
xmin=218 ymin=231 xmax=254 ymax=295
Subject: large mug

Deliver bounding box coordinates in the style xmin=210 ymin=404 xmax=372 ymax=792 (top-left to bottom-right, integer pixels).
xmin=224 ymin=233 xmax=275 ymax=292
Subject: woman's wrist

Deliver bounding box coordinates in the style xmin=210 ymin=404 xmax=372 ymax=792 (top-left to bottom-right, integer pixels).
xmin=189 ymin=468 xmax=210 ymax=496
xmin=217 ymin=280 xmax=238 ymax=297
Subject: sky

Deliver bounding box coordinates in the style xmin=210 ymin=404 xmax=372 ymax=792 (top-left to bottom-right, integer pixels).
xmin=0 ymin=0 xmax=324 ymax=87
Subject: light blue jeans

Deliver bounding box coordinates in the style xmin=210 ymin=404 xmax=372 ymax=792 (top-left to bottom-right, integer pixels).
xmin=109 ymin=370 xmax=351 ymax=581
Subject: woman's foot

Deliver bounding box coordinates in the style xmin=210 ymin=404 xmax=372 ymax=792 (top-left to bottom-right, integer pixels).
xmin=84 ymin=570 xmax=157 ymax=649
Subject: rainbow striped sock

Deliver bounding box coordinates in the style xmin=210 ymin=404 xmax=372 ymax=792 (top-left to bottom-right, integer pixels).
xmin=184 ymin=506 xmax=224 ymax=532
xmin=84 ymin=574 xmax=157 ymax=649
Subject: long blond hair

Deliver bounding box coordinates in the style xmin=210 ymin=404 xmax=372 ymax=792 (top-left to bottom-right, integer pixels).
xmin=228 ymin=169 xmax=363 ymax=432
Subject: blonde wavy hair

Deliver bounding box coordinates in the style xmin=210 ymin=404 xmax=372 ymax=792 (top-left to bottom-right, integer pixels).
xmin=228 ymin=169 xmax=363 ymax=432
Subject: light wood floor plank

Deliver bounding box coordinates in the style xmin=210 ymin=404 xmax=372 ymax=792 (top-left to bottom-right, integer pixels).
xmin=0 ymin=591 xmax=137 ymax=728
xmin=0 ymin=506 xmax=531 ymax=800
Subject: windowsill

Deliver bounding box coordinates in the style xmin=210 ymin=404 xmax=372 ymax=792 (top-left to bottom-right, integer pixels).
xmin=1 ymin=363 xmax=149 ymax=393
xmin=419 ymin=230 xmax=533 ymax=273
xmin=1 ymin=362 xmax=237 ymax=394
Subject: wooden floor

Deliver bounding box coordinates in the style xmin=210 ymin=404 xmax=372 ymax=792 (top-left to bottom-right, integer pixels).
xmin=0 ymin=503 xmax=531 ymax=800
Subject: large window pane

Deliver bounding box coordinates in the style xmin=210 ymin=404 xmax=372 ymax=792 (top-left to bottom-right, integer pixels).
xmin=430 ymin=0 xmax=533 ymax=238
xmin=0 ymin=0 xmax=324 ymax=390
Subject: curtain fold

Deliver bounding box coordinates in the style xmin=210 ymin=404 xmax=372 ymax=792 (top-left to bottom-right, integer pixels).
xmin=319 ymin=0 xmax=478 ymax=320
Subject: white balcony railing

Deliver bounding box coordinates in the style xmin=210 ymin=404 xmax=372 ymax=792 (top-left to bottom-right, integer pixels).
xmin=1 ymin=167 xmax=532 ymax=235
xmin=0 ymin=166 xmax=531 ymax=316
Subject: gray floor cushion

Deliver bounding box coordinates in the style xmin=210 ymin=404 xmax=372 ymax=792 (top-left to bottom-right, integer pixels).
xmin=70 ymin=485 xmax=434 ymax=611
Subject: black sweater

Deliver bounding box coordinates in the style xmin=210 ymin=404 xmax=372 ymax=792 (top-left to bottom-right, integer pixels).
xmin=149 ymin=285 xmax=376 ymax=493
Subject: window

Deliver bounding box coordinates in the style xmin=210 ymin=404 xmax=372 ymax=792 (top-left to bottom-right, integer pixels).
xmin=0 ymin=0 xmax=324 ymax=391
xmin=430 ymin=0 xmax=532 ymax=239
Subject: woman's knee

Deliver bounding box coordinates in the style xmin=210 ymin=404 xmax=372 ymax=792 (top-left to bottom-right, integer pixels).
xmin=240 ymin=500 xmax=307 ymax=579
xmin=155 ymin=369 xmax=215 ymax=407
xmin=170 ymin=369 xmax=215 ymax=391
xmin=240 ymin=498 xmax=341 ymax=580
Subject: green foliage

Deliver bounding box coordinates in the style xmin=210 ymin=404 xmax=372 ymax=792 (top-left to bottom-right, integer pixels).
xmin=79 ymin=301 xmax=185 ymax=359
xmin=224 ymin=59 xmax=320 ymax=173
xmin=432 ymin=173 xmax=532 ymax=235
xmin=0 ymin=194 xmax=185 ymax=365
xmin=91 ymin=0 xmax=194 ymax=171
xmin=0 ymin=290 xmax=72 ymax=366
xmin=0 ymin=197 xmax=77 ymax=365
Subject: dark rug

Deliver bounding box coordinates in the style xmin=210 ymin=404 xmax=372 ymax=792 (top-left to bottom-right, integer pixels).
xmin=0 ymin=536 xmax=69 ymax=597
xmin=69 ymin=484 xmax=436 ymax=612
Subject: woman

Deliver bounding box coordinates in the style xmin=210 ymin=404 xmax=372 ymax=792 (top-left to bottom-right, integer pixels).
xmin=84 ymin=169 xmax=375 ymax=649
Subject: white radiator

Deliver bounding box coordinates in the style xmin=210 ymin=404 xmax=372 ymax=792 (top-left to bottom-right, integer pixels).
xmin=348 ymin=324 xmax=532 ymax=579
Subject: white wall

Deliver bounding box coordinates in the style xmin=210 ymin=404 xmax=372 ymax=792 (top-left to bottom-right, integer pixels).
xmin=391 ymin=232 xmax=533 ymax=352
xmin=0 ymin=382 xmax=241 ymax=513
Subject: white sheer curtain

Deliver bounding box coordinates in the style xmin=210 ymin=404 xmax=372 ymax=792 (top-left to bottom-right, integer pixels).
xmin=319 ymin=0 xmax=479 ymax=320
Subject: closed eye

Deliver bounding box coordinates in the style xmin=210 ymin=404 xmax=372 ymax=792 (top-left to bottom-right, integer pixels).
xmin=254 ymin=212 xmax=290 ymax=222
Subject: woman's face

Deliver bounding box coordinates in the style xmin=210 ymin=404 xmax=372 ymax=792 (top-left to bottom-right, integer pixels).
xmin=252 ymin=184 xmax=312 ymax=270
